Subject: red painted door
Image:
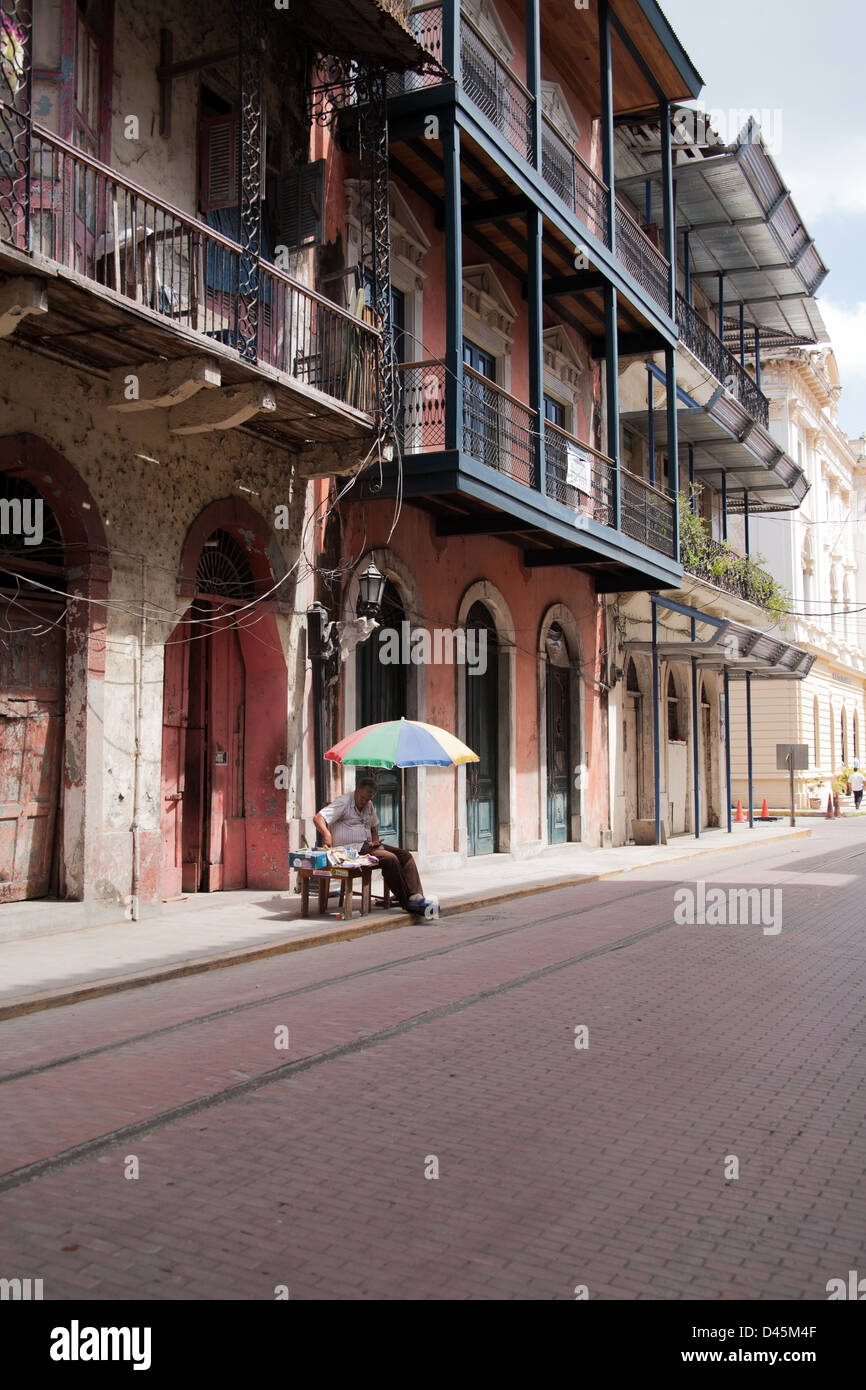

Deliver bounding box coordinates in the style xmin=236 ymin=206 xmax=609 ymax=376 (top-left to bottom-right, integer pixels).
xmin=0 ymin=606 xmax=64 ymax=901
xmin=202 ymin=609 xmax=246 ymax=891
xmin=160 ymin=603 xmax=246 ymax=895
xmin=160 ymin=631 xmax=189 ymax=899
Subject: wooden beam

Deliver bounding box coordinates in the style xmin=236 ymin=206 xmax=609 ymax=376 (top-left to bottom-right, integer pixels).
xmin=106 ymin=355 xmax=222 ymax=412
xmin=590 ymin=330 xmax=664 ymax=359
xmin=0 ymin=278 xmax=48 ymax=338
xmin=463 ymin=195 xmax=529 ymax=225
xmin=436 ymin=516 xmax=537 ymax=537
xmin=169 ymin=384 xmax=276 ymax=435
xmin=544 ymin=272 xmax=606 ymax=297
xmin=524 ymin=548 xmax=595 ymax=568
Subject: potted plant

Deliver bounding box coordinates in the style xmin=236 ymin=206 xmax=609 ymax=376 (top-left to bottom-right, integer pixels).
xmin=832 ymin=768 xmax=852 ymax=817
xmin=805 ymin=777 xmax=824 ymax=811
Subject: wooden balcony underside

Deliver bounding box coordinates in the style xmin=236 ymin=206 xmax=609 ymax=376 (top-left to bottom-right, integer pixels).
xmin=0 ymin=243 xmax=375 ymax=448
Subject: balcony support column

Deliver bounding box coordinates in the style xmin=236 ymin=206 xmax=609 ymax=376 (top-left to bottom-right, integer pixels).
xmin=443 ymin=111 xmax=464 ymax=452
xmin=689 ymin=444 xmax=695 ymax=510
xmin=527 ymin=206 xmax=545 ymax=495
xmin=526 ymin=0 xmax=542 ymax=170
xmin=744 ymin=489 xmax=750 ymax=557
xmin=441 ymin=0 xmax=460 ymax=78
xmin=664 ymin=344 xmax=679 ymax=562
xmin=724 ymin=667 xmax=732 ymax=832
xmin=647 ymin=366 xmax=655 ymax=488
xmin=721 ymin=470 xmax=728 ymax=540
xmin=718 ymin=275 xmax=725 ymax=336
xmin=599 ymin=0 xmax=616 ymax=253
xmin=236 ymin=0 xmax=263 ymax=363
xmin=604 ymin=284 xmax=621 ymax=529
xmin=754 ymin=326 xmax=762 ymax=390
xmin=684 ymin=229 xmax=691 ymax=303
xmin=739 ymin=302 xmax=746 ymax=369
xmin=652 ymin=603 xmax=662 ymax=846
xmin=660 ymin=100 xmax=676 ymax=320
xmin=692 ymin=645 xmax=700 ymax=838
xmin=746 ymin=670 xmax=754 ymax=828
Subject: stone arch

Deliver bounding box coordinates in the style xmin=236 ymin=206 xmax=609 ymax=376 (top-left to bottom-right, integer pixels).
xmin=538 ymin=603 xmax=586 ymax=845
xmin=341 ymin=548 xmax=427 ymax=853
xmin=456 ymin=579 xmax=517 ymax=857
xmin=162 ymin=497 xmax=290 ymax=895
xmin=178 ymin=496 xmax=290 ymax=605
xmin=0 ymin=434 xmax=109 ymax=904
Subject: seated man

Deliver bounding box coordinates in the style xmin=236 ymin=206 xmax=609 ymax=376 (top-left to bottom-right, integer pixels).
xmin=313 ymin=776 xmax=435 ymax=916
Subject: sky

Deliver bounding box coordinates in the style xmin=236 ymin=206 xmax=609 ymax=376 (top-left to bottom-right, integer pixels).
xmin=658 ymin=0 xmax=866 ymax=440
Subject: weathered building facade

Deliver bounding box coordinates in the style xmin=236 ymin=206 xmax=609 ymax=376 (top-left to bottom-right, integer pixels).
xmin=0 ymin=0 xmax=425 ymax=927
xmin=313 ymin=0 xmax=704 ymax=865
xmin=729 ymin=349 xmax=866 ymax=812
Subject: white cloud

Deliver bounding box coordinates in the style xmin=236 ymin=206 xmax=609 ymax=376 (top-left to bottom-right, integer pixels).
xmin=820 ymin=300 xmax=866 ymax=435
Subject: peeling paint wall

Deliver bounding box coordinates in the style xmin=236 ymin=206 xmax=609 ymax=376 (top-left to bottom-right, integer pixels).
xmin=0 ymin=338 xmax=310 ymax=918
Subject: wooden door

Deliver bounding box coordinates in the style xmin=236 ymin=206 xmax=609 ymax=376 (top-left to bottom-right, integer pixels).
xmin=356 ymin=578 xmax=406 ymax=843
xmin=466 ymin=602 xmax=498 ymax=856
xmin=160 ymin=631 xmax=189 ymax=899
xmin=203 ymin=610 xmax=246 ymax=890
xmin=0 ymin=605 xmax=64 ymax=901
xmin=700 ymin=692 xmax=712 ymax=830
xmin=547 ymin=660 xmax=570 ymax=843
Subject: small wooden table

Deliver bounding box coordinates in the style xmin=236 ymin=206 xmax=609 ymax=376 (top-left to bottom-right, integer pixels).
xmin=297 ymin=866 xmax=391 ymax=920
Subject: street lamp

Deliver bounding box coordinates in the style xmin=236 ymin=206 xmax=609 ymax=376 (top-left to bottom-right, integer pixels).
xmin=356 ymin=557 xmax=386 ymax=621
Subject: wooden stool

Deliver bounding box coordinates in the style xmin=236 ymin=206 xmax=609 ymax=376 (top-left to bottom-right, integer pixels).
xmin=298 ymin=866 xmax=391 ymax=920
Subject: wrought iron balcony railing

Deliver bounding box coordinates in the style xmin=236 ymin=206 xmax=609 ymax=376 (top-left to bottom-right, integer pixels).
xmin=544 ymin=419 xmax=615 ymax=529
xmin=389 ymin=6 xmax=672 ymax=316
xmin=396 ymin=361 xmax=677 ymax=558
xmin=1 ymin=125 xmax=380 ymax=417
xmin=620 ymin=471 xmax=677 ymax=560
xmin=682 ymin=531 xmax=778 ymax=607
xmin=676 ymin=293 xmax=770 ymax=428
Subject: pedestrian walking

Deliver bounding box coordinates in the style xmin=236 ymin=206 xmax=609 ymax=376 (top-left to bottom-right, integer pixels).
xmin=849 ymin=766 xmax=865 ymax=810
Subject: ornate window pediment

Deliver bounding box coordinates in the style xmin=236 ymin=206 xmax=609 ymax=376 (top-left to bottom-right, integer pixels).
xmin=344 ymin=181 xmax=430 ymax=289
xmin=463 ymin=264 xmax=517 ymax=353
xmin=540 ymin=81 xmax=580 ymax=149
xmin=543 ymin=326 xmax=583 ymax=390
xmin=461 ymin=0 xmax=514 ymax=64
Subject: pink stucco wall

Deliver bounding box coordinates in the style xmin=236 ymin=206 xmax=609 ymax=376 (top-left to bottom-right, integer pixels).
xmin=340 ymin=503 xmax=609 ymax=853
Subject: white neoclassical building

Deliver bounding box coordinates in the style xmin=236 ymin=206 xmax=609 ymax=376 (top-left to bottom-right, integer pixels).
xmin=730 ymin=348 xmax=866 ymax=811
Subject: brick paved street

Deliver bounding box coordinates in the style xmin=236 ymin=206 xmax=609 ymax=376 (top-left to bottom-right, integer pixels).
xmin=1 ymin=821 xmax=864 ymax=1300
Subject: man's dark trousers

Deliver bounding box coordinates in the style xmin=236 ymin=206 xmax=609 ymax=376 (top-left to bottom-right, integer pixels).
xmin=370 ymin=846 xmax=422 ymax=908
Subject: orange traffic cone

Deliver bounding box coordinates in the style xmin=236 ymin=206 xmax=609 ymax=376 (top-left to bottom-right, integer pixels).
xmin=761 ymin=798 xmax=769 ymax=819
xmin=735 ymin=799 xmax=745 ymax=823
xmin=826 ymin=794 xmax=834 ymax=820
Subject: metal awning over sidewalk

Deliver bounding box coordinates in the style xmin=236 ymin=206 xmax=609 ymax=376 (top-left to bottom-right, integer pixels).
xmin=624 ymin=595 xmax=814 ymax=843
xmin=622 ymin=390 xmax=807 ymax=510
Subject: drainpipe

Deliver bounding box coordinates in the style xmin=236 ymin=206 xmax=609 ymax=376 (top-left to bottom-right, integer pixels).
xmin=130 ymin=557 xmax=146 ymax=922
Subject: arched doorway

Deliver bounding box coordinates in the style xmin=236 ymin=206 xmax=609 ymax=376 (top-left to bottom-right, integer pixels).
xmin=161 ymin=510 xmax=289 ymax=895
xmin=356 ymin=577 xmax=407 ymax=842
xmin=0 ymin=476 xmax=65 ymax=900
xmin=623 ymin=658 xmax=642 ymax=842
xmin=545 ymin=623 xmax=572 ymax=844
xmin=466 ymin=601 xmax=499 ymax=855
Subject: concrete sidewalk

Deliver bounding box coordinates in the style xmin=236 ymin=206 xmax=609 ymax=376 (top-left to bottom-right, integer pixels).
xmin=0 ymin=821 xmax=811 ymax=1019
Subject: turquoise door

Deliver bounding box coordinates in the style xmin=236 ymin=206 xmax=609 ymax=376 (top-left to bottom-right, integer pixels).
xmin=546 ymin=657 xmax=571 ymax=844
xmin=466 ymin=602 xmax=498 ymax=856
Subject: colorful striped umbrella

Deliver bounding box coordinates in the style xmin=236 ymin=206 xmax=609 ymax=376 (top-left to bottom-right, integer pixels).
xmin=326 ymin=717 xmax=478 ymax=769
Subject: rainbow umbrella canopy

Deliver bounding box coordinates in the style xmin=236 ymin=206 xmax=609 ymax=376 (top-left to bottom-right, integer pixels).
xmin=326 ymin=718 xmax=478 ymax=769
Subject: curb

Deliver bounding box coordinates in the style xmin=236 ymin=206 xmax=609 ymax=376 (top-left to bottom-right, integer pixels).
xmin=0 ymin=825 xmax=812 ymax=1022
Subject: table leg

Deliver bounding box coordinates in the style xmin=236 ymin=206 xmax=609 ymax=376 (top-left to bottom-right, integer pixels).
xmin=361 ymin=868 xmax=372 ymax=915
xmin=300 ymin=873 xmax=310 ymax=916
xmin=318 ymin=877 xmax=329 ymax=913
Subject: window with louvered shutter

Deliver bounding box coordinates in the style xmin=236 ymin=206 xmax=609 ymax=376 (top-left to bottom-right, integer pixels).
xmin=276 ymin=161 xmax=325 ymax=251
xmin=201 ymin=113 xmax=239 ymax=211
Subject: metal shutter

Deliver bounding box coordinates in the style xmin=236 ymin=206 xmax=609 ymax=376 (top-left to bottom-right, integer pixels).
xmin=276 ymin=160 xmax=325 ymax=251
